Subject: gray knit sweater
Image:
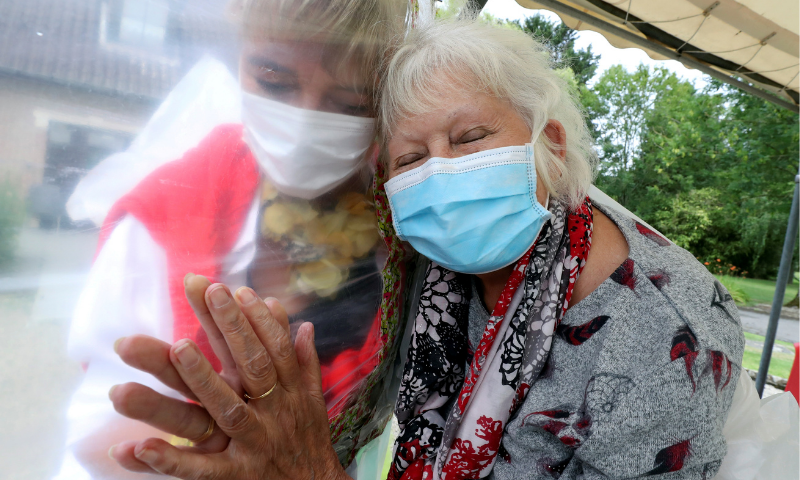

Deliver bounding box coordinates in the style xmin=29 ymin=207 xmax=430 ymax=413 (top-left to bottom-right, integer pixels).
xmin=466 ymin=203 xmax=745 ymax=479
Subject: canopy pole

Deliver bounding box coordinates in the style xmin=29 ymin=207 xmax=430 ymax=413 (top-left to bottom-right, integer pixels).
xmin=755 ymin=175 xmax=800 ymax=397
xmin=530 ymin=0 xmax=800 ymax=114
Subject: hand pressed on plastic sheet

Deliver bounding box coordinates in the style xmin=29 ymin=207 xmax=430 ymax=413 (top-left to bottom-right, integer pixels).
xmin=110 ymin=275 xmax=348 ymax=480
xmin=109 ymin=274 xmax=240 ymax=467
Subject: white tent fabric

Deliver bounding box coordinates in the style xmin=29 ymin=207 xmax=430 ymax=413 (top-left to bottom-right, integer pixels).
xmin=516 ymin=0 xmax=799 ymax=105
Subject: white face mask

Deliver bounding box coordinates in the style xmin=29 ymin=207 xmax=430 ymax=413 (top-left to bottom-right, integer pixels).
xmin=241 ymin=91 xmax=375 ymax=199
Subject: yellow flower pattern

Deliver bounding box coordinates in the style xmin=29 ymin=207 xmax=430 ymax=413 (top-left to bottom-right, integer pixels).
xmin=259 ymin=182 xmax=380 ymax=298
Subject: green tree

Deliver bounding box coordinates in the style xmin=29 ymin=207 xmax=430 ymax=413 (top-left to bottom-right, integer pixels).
xmin=585 ymin=65 xmax=688 ymax=207
xmin=712 ymin=82 xmax=799 ymax=277
xmin=513 ymin=14 xmax=599 ymax=85
xmin=0 ymin=177 xmax=25 ymax=269
xmin=588 ymin=65 xmax=798 ymax=278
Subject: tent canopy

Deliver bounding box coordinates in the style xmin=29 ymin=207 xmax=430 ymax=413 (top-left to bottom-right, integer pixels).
xmin=514 ymin=0 xmax=800 ymax=113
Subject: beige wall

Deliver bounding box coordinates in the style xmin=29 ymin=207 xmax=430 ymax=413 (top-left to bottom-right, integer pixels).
xmin=0 ymin=73 xmax=156 ymax=196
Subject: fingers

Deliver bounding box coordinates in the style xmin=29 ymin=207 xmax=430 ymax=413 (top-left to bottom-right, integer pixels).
xmin=233 ymin=288 xmax=302 ymax=393
xmin=205 ymin=284 xmax=280 ymax=399
xmin=170 ymin=339 xmax=258 ymax=441
xmin=294 ymin=322 xmax=324 ymax=403
xmin=131 ymin=437 xmax=224 ymax=480
xmin=110 ymin=441 xmax=159 ymax=474
xmin=184 ymin=274 xmax=239 ymax=385
xmin=109 ymin=383 xmax=228 ymax=451
xmin=115 ymin=335 xmax=198 ymax=402
xmin=264 ymin=296 xmax=290 ymax=334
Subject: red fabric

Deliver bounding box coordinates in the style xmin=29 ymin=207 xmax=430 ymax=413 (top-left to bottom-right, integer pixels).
xmin=786 ymin=343 xmax=800 ymax=404
xmin=96 ymin=124 xmax=383 ymax=409
xmin=98 ymin=124 xmax=258 ymax=371
xmin=323 ymin=312 xmax=383 ymax=417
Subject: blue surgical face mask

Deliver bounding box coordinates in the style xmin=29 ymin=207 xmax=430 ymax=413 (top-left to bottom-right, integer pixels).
xmin=385 ymin=144 xmax=552 ymax=274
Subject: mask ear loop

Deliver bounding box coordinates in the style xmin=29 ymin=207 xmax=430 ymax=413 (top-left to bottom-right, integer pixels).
xmin=526 ymin=141 xmax=550 ymax=213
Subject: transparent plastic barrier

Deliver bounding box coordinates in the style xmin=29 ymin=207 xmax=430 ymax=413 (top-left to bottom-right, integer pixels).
xmin=0 ymin=1 xmax=407 ymax=478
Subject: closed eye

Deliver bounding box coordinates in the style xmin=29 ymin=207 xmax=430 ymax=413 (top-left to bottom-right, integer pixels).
xmin=394 ymin=153 xmax=426 ymax=170
xmin=255 ymin=78 xmax=297 ymax=96
xmin=456 ymin=128 xmax=490 ymax=144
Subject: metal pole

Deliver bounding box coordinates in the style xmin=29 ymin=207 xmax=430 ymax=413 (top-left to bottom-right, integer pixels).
xmin=755 ymin=175 xmax=800 ymax=396
xmin=528 ymin=0 xmax=800 ymax=114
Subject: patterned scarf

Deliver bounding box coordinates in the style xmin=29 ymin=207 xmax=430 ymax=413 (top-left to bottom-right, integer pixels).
xmin=389 ymin=198 xmax=593 ymax=480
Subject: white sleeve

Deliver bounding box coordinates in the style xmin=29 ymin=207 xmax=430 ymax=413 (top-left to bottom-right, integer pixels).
xmin=64 ymin=215 xmax=180 ymax=446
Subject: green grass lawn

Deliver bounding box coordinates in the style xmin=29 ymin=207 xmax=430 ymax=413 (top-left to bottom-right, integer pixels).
xmin=714 ymin=273 xmax=799 ymax=306
xmin=742 ymin=332 xmax=796 ymax=380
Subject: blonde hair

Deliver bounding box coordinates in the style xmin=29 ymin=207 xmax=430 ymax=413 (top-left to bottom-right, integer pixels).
xmin=229 ymin=0 xmax=407 ymax=88
xmin=378 ymin=17 xmax=597 ymax=209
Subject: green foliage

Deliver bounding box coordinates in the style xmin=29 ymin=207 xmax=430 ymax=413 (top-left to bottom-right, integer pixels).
xmin=714 ymin=274 xmax=796 ymax=306
xmin=435 ymin=1 xmax=525 ymax=27
xmin=587 ymin=64 xmax=799 ymax=279
xmin=435 ymin=0 xmax=466 ymax=19
xmin=0 ymin=177 xmax=25 ymax=268
xmin=742 ymin=332 xmax=794 ymax=380
xmin=715 ymin=275 xmax=750 ymax=305
xmin=511 ymin=14 xmax=600 ymax=85
xmin=651 ymin=188 xmax=719 ymax=249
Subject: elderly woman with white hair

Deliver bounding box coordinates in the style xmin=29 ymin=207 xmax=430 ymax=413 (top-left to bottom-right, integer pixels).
xmin=105 ymin=16 xmax=745 ymax=480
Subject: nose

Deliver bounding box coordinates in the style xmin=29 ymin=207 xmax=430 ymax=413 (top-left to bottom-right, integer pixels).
xmin=292 ymin=89 xmax=325 ymax=111
xmin=286 ymin=88 xmax=322 ymax=110
xmin=289 ymin=69 xmax=331 ymax=112
xmin=427 ymin=139 xmax=457 ymax=159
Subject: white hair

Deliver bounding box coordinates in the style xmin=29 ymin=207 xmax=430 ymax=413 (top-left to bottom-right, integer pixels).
xmin=378 ymin=17 xmax=597 ymax=209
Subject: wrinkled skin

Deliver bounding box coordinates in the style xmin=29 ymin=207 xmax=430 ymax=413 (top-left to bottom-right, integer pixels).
xmin=109 ymin=274 xmax=347 ymax=480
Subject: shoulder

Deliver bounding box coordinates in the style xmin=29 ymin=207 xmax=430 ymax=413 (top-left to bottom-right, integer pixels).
xmin=114 ymin=124 xmax=256 ymax=209
xmin=100 ymin=124 xmax=258 ymax=245
xmin=595 ymin=203 xmax=744 ymax=364
xmin=152 ymin=123 xmax=251 ymax=178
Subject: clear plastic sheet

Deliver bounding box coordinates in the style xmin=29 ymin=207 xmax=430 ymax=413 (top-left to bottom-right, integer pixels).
xmin=0 ymin=0 xmax=407 ymax=478
xmin=7 ymin=1 xmax=794 ymax=479
xmin=716 ymin=370 xmax=799 ymax=480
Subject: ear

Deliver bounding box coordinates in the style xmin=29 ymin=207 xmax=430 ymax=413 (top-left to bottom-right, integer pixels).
xmin=366 ymin=141 xmax=380 ymax=168
xmin=543 ymin=120 xmax=567 ymax=161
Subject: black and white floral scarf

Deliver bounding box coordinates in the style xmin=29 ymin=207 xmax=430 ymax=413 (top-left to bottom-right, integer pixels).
xmin=388 ymin=198 xmax=593 ymax=480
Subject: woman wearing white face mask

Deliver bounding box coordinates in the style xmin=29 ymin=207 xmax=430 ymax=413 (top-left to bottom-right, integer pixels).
xmin=57 ymin=1 xmax=407 ymax=479
xmin=96 ymin=15 xmax=793 ymax=480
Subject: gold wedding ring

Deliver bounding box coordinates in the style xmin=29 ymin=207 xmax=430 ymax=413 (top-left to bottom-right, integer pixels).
xmin=244 ymin=383 xmax=277 ymax=400
xmin=191 ymin=417 xmax=215 ymax=444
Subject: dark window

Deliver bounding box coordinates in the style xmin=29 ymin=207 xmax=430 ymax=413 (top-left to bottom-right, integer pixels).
xmin=32 ymin=122 xmax=133 ymax=229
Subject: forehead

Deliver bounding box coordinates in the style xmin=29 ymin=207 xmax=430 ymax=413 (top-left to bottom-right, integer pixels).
xmin=388 ymin=83 xmax=511 ymax=142
xmin=384 ymin=67 xmax=490 ymax=135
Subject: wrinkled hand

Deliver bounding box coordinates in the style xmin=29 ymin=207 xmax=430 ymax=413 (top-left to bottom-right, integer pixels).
xmin=110 ymin=274 xmax=241 ymax=458
xmin=109 ymin=275 xmax=347 ymax=480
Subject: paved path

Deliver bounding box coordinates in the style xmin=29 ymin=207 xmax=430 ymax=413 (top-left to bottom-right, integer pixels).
xmin=0 ymin=227 xmax=95 ymax=480
xmin=738 ymin=308 xmax=799 ymax=344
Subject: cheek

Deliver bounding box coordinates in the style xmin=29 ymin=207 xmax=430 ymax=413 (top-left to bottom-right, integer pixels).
xmin=535 ymin=177 xmax=549 ymax=206
xmin=385 ymin=164 xmax=400 ymax=179
xmin=509 ymin=118 xmax=533 ymax=144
